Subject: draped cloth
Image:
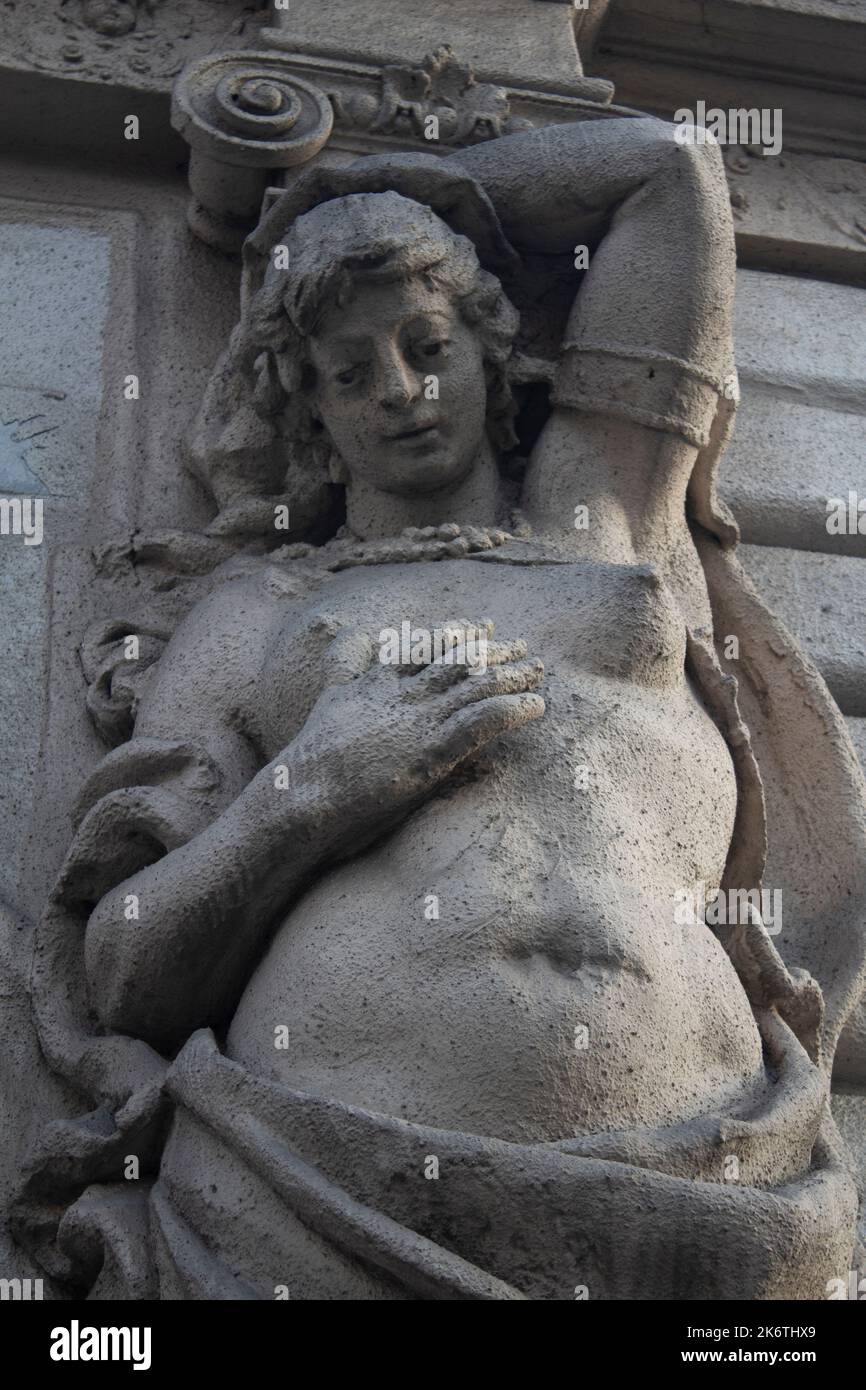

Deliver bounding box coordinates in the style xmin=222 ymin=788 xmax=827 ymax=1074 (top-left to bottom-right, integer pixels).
xmin=123 ymin=1024 xmax=861 ymax=1300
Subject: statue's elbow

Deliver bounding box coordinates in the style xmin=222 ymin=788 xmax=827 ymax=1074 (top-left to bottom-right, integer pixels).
xmin=664 ymin=117 xmax=728 ymax=187
xmin=84 ymin=908 xmax=156 ymax=1042
xmin=85 ymin=906 xmax=212 ymax=1051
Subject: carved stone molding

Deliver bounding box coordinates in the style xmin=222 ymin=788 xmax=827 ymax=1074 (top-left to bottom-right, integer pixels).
xmin=721 ymin=144 xmax=866 ymax=285
xmin=0 ymin=0 xmax=265 ymax=87
xmin=594 ymin=0 xmax=866 ymax=162
xmin=332 ymin=45 xmax=527 ymax=145
xmin=262 ymin=0 xmax=615 ymax=98
xmin=171 ymin=50 xmax=334 ymax=251
xmin=170 ymin=38 xmax=620 ymax=250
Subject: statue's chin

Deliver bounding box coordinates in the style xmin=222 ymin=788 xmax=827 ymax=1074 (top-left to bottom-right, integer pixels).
xmin=352 ymin=445 xmax=483 ymax=500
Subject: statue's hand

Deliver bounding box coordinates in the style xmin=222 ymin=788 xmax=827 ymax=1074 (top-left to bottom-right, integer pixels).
xmin=289 ymin=623 xmax=544 ymax=829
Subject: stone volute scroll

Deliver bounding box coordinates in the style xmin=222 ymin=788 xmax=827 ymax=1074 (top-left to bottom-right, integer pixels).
xmin=171 ymin=51 xmax=334 ymax=251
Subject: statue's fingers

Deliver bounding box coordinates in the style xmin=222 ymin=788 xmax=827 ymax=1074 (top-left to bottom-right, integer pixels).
xmin=482 ymin=639 xmax=528 ymax=668
xmin=438 ymin=693 xmax=545 ymax=761
xmin=411 ymin=656 xmax=473 ymax=694
xmin=410 ymin=639 xmax=528 ymax=694
xmin=396 ymin=619 xmax=492 ymax=676
xmin=459 ymin=526 xmax=493 ymax=550
xmin=442 ymin=659 xmax=544 ymax=713
xmin=322 ymin=627 xmax=375 ymax=684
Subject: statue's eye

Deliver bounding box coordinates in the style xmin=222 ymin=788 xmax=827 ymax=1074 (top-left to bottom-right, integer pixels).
xmin=335 ymin=366 xmax=359 ymax=386
xmin=418 ymin=339 xmax=447 ymax=358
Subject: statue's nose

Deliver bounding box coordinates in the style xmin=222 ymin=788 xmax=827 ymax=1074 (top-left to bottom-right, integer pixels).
xmin=377 ymin=348 xmax=419 ymax=410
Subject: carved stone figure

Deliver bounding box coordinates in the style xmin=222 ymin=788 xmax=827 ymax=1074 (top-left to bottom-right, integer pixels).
xmin=13 ymin=116 xmax=866 ymax=1300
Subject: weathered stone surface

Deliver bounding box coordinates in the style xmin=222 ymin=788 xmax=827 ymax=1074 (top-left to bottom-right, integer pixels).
xmin=267 ymin=0 xmax=592 ymax=90
xmin=724 ymin=147 xmax=866 ymax=285
xmin=734 ymin=269 xmax=866 ymax=411
xmin=739 ymin=544 xmax=866 ymax=715
xmin=847 ymin=717 xmax=866 ymax=772
xmin=831 ymin=1089 xmax=866 ymax=1245
xmin=720 ymin=388 xmax=866 ymax=557
xmin=0 ymin=219 xmax=111 ymax=896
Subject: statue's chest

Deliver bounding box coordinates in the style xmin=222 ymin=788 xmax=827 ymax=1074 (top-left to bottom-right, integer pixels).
xmin=254 ymin=557 xmax=689 ymax=756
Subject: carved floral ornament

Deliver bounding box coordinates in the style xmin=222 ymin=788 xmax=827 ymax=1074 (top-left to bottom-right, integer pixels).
xmin=334 ymin=45 xmax=532 ymax=145
xmin=172 ymin=45 xmax=532 ymax=163
xmin=79 ymin=0 xmax=156 ymax=37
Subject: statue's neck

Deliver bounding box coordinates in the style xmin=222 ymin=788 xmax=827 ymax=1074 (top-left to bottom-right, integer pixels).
xmin=344 ymin=439 xmax=506 ymax=541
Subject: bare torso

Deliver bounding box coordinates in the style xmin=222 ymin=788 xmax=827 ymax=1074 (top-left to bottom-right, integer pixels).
xmin=226 ymin=554 xmax=765 ymax=1141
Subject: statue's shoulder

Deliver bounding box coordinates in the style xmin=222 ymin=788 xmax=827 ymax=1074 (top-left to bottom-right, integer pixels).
xmin=130 ymin=556 xmax=318 ymax=738
xmin=173 ymin=553 xmax=319 ymax=645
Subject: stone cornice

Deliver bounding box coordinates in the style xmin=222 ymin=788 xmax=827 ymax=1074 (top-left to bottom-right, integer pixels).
xmin=594 ymin=0 xmax=866 ymax=159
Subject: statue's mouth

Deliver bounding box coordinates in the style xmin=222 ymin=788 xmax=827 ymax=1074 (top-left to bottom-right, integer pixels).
xmin=386 ymin=422 xmax=440 ymax=443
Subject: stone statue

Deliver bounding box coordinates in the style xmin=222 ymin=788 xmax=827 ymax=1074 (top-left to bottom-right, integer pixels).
xmin=13 ymin=116 xmax=866 ymax=1300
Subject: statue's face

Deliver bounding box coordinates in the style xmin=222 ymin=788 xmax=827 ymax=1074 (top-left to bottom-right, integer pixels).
xmin=308 ymin=275 xmax=488 ymax=496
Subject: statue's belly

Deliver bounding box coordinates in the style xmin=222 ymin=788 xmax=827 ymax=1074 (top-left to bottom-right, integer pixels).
xmin=228 ymin=671 xmax=765 ymax=1142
